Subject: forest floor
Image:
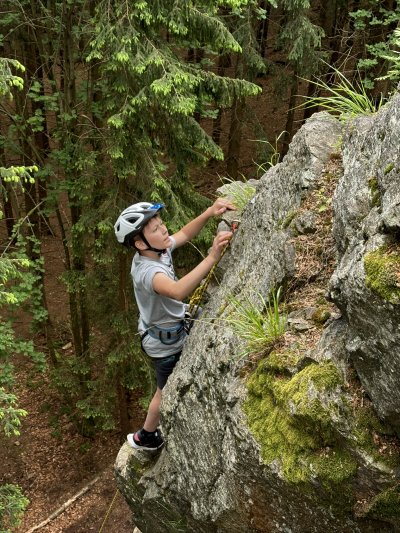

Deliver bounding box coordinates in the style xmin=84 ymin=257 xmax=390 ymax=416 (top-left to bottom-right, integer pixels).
xmin=5 ymin=365 xmax=136 ymax=533
xmin=4 ymin=235 xmax=143 ymax=533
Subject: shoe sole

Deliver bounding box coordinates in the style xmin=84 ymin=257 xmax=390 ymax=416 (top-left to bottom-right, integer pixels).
xmin=127 ymin=433 xmax=164 ymax=451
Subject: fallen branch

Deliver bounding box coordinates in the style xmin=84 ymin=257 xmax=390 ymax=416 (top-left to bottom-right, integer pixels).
xmin=26 ymin=476 xmax=100 ymax=533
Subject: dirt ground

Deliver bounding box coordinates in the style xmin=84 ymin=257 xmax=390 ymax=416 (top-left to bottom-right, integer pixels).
xmin=2 ymin=233 xmax=145 ymax=533
xmin=5 ymin=366 xmax=135 ymax=533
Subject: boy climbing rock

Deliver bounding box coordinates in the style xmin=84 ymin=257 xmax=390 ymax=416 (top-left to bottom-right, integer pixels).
xmin=114 ymin=199 xmax=235 ymax=450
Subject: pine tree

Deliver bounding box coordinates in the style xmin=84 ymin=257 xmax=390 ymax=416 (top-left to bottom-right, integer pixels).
xmin=1 ymin=1 xmax=262 ymax=433
xmin=0 ymin=56 xmax=44 ymax=533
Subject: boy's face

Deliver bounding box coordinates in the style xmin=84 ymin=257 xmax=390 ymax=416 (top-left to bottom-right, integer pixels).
xmin=140 ymin=214 xmax=172 ymax=250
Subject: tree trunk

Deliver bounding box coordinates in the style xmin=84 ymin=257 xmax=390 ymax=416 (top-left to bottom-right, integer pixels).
xmin=1 ymin=187 xmax=15 ymax=241
xmin=226 ymin=95 xmax=246 ymax=179
xmin=302 ymin=80 xmax=318 ymax=122
xmin=212 ymin=55 xmax=231 ymax=146
xmin=115 ymin=170 xmax=131 ymax=435
xmin=63 ymin=3 xmax=90 ymax=361
xmin=0 ymin=146 xmax=14 ymax=239
xmin=13 ymin=37 xmax=41 ymax=258
xmin=281 ymin=74 xmax=298 ymax=158
xmin=117 ymin=252 xmax=130 ymax=435
xmin=226 ymin=54 xmax=246 ymax=179
xmin=257 ymin=1 xmax=271 ymax=58
xmin=30 ymin=42 xmax=52 ymax=235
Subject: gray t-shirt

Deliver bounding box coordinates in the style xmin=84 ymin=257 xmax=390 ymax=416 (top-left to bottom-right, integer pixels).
xmin=131 ymin=237 xmax=187 ymax=357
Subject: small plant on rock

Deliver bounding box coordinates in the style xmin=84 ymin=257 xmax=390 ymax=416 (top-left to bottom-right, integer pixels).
xmin=226 ymin=287 xmax=287 ymax=357
xmin=218 ymin=175 xmax=256 ymax=212
xmin=301 ymin=63 xmax=385 ymax=120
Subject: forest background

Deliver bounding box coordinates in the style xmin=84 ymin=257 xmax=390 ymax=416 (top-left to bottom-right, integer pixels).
xmin=1 ymin=0 xmax=400 ymax=530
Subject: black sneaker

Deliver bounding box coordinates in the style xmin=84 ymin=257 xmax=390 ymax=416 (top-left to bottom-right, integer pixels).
xmin=127 ymin=430 xmax=164 ymax=451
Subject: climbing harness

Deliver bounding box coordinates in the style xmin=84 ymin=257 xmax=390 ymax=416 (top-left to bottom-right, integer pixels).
xmin=187 ymin=219 xmax=240 ymax=326
xmin=140 ymin=320 xmax=186 ymax=346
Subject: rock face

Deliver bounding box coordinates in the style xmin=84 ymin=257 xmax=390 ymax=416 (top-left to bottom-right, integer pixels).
xmin=329 ymin=100 xmax=400 ymax=433
xmin=116 ymin=102 xmax=400 ymax=532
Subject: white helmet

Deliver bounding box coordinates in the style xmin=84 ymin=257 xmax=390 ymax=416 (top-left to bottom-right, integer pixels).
xmin=114 ymin=202 xmax=164 ymax=246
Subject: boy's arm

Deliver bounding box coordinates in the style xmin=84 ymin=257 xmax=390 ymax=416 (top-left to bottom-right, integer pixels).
xmin=153 ymin=231 xmax=232 ymax=301
xmin=172 ymin=198 xmax=235 ymax=248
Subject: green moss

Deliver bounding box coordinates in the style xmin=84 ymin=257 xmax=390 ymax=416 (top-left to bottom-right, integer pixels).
xmin=279 ymin=363 xmax=342 ymax=425
xmin=367 ymin=176 xmax=381 ymax=207
xmin=311 ymin=307 xmax=331 ymax=325
xmin=365 ymin=485 xmax=400 ymax=519
xmin=266 ymin=349 xmax=303 ymax=373
xmin=384 ymin=163 xmax=394 ymax=175
xmin=281 ymin=210 xmax=297 ymax=229
xmin=353 ymin=405 xmax=400 ymax=469
xmin=244 ymin=356 xmax=356 ymax=497
xmin=310 ymin=448 xmax=357 ymax=485
xmin=364 ymin=246 xmax=400 ymax=304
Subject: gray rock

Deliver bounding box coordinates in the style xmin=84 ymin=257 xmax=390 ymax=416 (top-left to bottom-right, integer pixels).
xmin=329 ymin=92 xmax=400 ymax=432
xmin=292 ymin=210 xmax=317 ymax=234
xmin=288 ymin=316 xmax=313 ymax=331
xmin=116 ymin=107 xmax=400 ymax=532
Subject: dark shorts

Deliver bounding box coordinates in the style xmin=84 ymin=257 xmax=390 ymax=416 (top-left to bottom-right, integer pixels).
xmin=153 ymin=352 xmax=181 ymax=389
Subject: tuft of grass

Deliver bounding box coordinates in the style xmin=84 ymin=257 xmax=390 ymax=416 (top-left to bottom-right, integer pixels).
xmin=300 ymin=63 xmax=385 ymax=120
xmin=226 ymin=287 xmax=287 ymax=357
xmin=218 ymin=175 xmax=256 ymax=212
xmin=250 ymin=130 xmax=286 ymax=176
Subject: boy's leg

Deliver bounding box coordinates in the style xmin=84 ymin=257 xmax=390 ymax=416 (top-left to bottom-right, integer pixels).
xmin=127 ymin=352 xmax=181 ymax=450
xmin=143 ymin=387 xmax=162 ymax=432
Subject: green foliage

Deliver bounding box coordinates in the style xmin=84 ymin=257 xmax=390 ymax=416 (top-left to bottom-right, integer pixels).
xmin=301 ymin=63 xmax=384 ymax=120
xmin=0 ymin=242 xmax=46 ymax=437
xmin=0 ymin=484 xmax=29 ymax=533
xmin=0 ymin=58 xmax=25 ymax=98
xmin=351 ymin=4 xmax=400 ymax=89
xmin=377 ymin=28 xmax=400 ymax=84
xmin=88 ymin=0 xmax=261 ymax=200
xmin=0 ymin=165 xmax=38 ymax=189
xmin=278 ymin=1 xmax=325 ymax=76
xmin=0 ymin=238 xmax=45 ymax=533
xmin=226 ymin=287 xmax=287 ymax=357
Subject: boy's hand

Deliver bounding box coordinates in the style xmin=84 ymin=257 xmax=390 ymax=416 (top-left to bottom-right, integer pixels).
xmin=208 ymin=198 xmax=236 ymax=217
xmin=208 ymin=231 xmax=233 ymax=262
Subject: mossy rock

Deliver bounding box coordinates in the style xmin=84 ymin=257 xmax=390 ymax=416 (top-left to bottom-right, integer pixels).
xmin=364 ymin=246 xmax=400 ymax=304
xmin=353 ymin=404 xmax=400 ymax=469
xmin=367 ymin=176 xmax=381 ymax=208
xmin=311 ymin=306 xmax=331 ymax=325
xmin=265 ymin=349 xmax=304 ymax=374
xmin=364 ymin=484 xmax=400 ymax=520
xmin=244 ymin=356 xmax=356 ymax=502
xmin=384 ymin=163 xmax=395 ymax=175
